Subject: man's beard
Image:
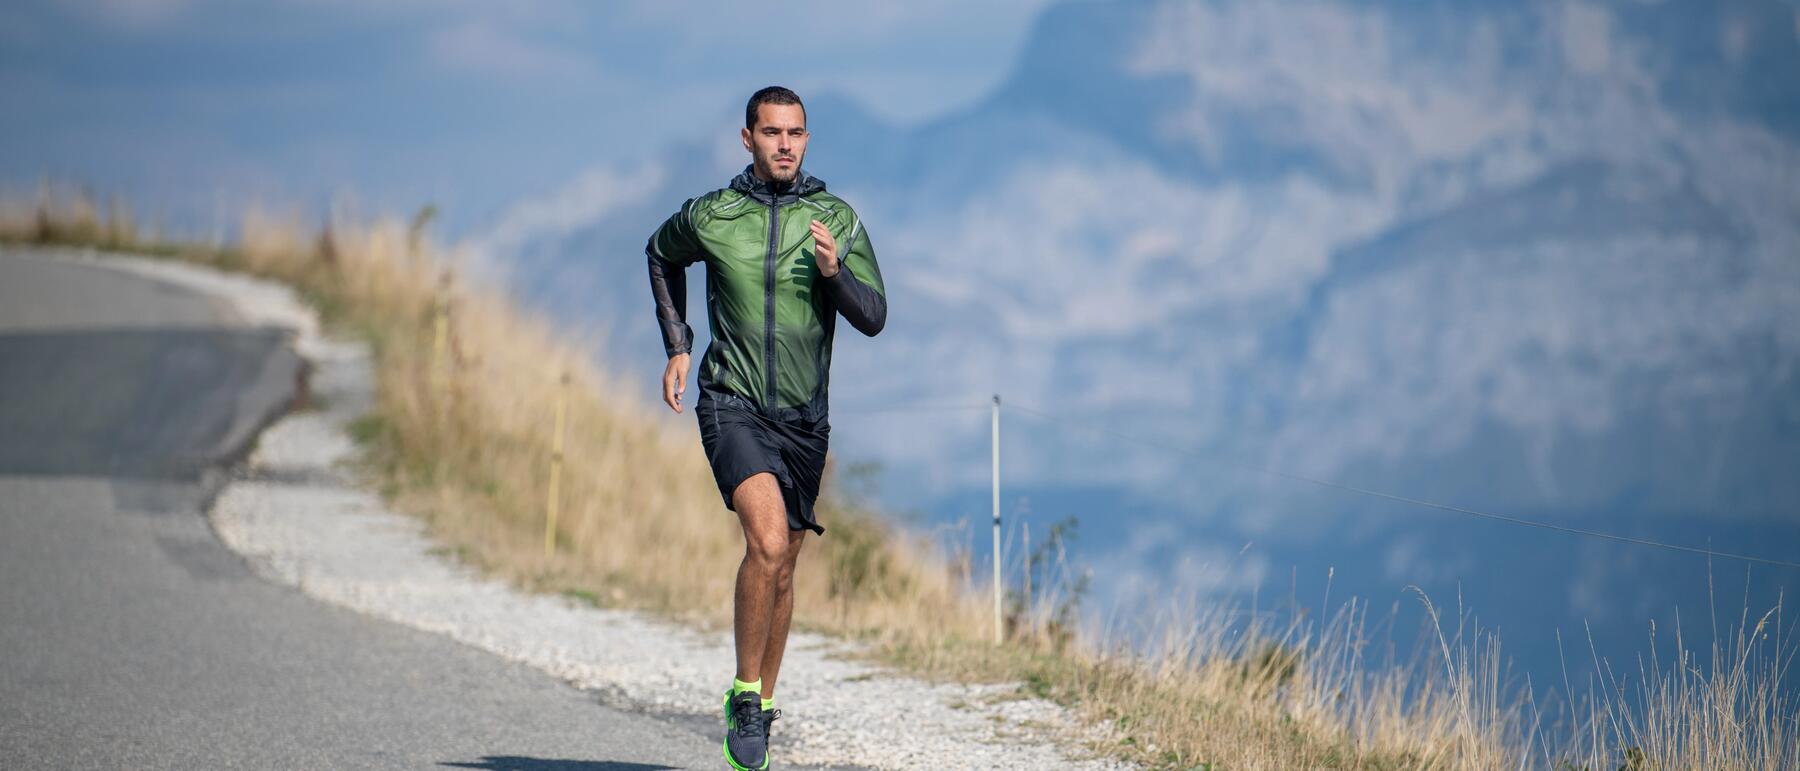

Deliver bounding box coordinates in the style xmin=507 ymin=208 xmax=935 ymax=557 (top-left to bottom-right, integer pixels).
xmin=760 ymin=152 xmax=801 ymax=183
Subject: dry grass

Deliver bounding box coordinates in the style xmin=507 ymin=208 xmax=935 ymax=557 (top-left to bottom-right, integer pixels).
xmin=1552 ymin=598 xmax=1799 ymax=770
xmin=7 ymin=186 xmax=1794 ymax=770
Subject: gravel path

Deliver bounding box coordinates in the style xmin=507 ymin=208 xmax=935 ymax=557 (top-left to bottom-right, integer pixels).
xmin=95 ymin=251 xmax=1133 ymax=770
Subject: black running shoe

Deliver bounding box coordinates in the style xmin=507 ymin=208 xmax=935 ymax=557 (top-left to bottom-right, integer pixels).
xmin=722 ymin=690 xmax=770 ymax=770
xmin=763 ymin=705 xmax=782 ymax=746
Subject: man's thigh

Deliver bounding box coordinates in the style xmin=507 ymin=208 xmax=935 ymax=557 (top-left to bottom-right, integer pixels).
xmin=731 ymin=472 xmax=787 ymax=542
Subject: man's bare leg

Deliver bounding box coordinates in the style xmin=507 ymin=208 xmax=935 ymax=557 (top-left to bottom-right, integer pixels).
xmin=758 ymin=528 xmax=806 ymax=700
xmin=731 ymin=472 xmax=789 ymax=685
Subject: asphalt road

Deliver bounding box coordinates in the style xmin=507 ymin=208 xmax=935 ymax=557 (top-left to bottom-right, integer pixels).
xmin=0 ymin=248 xmax=732 ymax=770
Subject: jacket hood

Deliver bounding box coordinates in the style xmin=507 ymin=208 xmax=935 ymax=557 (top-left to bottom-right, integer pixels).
xmin=729 ymin=163 xmax=827 ymax=205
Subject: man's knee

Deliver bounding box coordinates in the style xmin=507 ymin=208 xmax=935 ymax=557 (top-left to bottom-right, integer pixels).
xmin=748 ymin=533 xmax=790 ymax=569
xmin=773 ymin=533 xmax=805 ymax=593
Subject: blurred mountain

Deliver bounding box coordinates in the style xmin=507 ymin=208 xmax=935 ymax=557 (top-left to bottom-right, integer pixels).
xmin=477 ymin=0 xmax=1800 ymax=543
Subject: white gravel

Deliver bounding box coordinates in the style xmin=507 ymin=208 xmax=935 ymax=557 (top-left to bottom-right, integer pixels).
xmin=86 ymin=249 xmax=1133 ymax=771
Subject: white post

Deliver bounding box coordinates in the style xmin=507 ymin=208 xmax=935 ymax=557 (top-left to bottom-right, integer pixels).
xmin=991 ymin=393 xmax=1002 ymax=644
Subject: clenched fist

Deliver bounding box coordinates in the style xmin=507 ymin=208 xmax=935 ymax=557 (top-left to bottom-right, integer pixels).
xmin=809 ymin=219 xmax=839 ymax=278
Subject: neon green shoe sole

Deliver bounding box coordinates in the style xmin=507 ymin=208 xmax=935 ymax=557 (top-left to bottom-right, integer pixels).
xmin=722 ymin=736 xmax=770 ymax=771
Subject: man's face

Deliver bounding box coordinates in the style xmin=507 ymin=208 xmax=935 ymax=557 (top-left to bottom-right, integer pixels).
xmin=741 ymin=103 xmax=809 ymax=184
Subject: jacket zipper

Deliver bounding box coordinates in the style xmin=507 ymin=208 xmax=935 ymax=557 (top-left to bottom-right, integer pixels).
xmin=763 ymin=197 xmax=779 ymax=413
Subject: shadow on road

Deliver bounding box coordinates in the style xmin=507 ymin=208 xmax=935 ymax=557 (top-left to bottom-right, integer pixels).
xmin=0 ymin=326 xmax=302 ymax=478
xmin=441 ymin=757 xmax=676 ymax=771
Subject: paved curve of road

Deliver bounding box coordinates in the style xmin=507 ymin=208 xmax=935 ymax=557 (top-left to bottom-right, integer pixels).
xmin=0 ymin=247 xmax=737 ymax=770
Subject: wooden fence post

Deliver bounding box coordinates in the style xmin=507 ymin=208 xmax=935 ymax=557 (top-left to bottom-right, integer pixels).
xmin=545 ymin=369 xmax=570 ymax=559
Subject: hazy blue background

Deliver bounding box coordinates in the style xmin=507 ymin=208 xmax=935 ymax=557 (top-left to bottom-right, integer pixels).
xmin=7 ymin=0 xmax=1798 ymax=708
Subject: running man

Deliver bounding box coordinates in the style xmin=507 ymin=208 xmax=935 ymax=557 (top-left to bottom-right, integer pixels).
xmin=644 ymin=85 xmax=887 ymax=770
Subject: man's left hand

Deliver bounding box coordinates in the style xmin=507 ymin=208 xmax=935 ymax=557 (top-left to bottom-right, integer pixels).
xmin=809 ymin=219 xmax=838 ymax=277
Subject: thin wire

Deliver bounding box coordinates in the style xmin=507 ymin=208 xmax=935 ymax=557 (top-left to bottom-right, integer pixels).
xmin=1005 ymin=401 xmax=1800 ymax=571
xmin=832 ymin=402 xmax=989 ymax=415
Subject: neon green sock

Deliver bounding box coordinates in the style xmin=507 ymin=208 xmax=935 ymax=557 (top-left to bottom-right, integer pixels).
xmin=732 ymin=677 xmax=762 ymax=696
xmin=761 ymin=697 xmax=774 ymax=711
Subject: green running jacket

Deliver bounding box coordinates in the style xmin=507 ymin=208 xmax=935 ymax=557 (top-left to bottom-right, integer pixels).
xmin=646 ymin=164 xmax=887 ymax=420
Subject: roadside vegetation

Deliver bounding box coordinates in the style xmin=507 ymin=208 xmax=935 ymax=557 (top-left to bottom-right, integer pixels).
xmin=4 ymin=187 xmax=1793 ymax=770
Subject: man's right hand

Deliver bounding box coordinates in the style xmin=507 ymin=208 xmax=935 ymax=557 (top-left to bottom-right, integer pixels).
xmin=662 ymin=352 xmax=691 ymax=413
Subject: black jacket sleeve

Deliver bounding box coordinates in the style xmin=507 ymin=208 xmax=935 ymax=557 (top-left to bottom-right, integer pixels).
xmin=820 ymin=218 xmax=886 ymax=336
xmin=646 ymin=198 xmax=704 ymax=357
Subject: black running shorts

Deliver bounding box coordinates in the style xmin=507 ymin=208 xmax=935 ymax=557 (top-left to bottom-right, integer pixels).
xmin=694 ymin=385 xmax=829 ymax=535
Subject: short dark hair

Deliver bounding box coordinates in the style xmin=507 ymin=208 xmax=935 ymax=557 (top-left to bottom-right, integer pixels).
xmin=746 ymin=86 xmax=805 ymax=130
